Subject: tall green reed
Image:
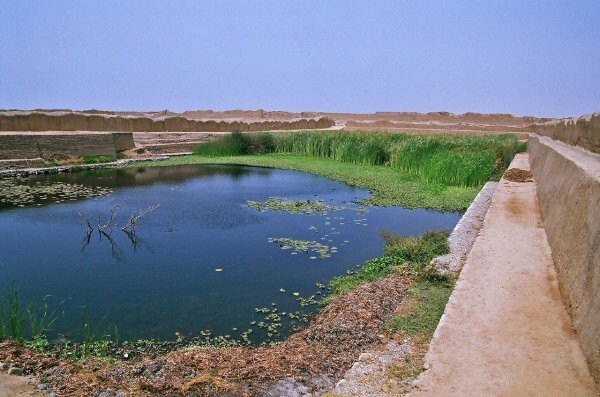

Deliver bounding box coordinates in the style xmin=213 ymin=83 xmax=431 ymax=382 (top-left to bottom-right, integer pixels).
xmin=0 ymin=287 xmax=59 ymax=341
xmin=193 ymin=130 xmax=525 ymax=187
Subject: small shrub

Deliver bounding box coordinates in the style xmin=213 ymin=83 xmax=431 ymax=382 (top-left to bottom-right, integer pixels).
xmin=194 ymin=131 xmax=276 ymax=156
xmin=382 ymin=231 xmax=450 ymax=264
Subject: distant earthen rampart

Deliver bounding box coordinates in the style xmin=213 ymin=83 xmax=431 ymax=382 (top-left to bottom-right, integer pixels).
xmin=0 ymin=112 xmax=334 ymax=132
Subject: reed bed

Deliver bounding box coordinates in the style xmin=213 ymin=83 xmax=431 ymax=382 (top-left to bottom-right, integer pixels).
xmin=275 ymin=131 xmax=524 ymax=187
xmin=195 ymin=131 xmax=525 ymax=187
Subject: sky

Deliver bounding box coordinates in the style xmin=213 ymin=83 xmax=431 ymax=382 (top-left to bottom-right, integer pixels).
xmin=1 ymin=1 xmax=599 ymax=118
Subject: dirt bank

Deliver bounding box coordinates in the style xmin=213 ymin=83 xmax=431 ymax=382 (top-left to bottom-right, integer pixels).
xmin=0 ymin=272 xmax=409 ymax=396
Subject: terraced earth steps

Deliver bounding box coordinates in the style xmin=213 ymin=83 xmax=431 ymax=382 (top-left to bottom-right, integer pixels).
xmin=410 ymin=153 xmax=598 ymax=396
xmin=133 ymin=131 xmax=226 ymax=154
xmin=0 ymin=158 xmax=46 ymax=170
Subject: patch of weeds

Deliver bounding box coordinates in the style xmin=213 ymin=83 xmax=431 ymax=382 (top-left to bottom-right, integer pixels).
xmin=328 ymin=231 xmax=450 ymax=296
xmin=385 ymin=277 xmax=454 ymax=337
xmin=248 ymin=197 xmax=343 ymax=215
xmin=82 ymin=155 xmax=117 ymax=164
xmin=385 ymin=358 xmax=422 ymax=383
xmin=382 ymin=230 xmax=449 ymax=263
xmin=329 ymin=256 xmax=403 ymax=295
xmin=0 ymin=287 xmax=59 ymax=342
xmin=194 ymin=131 xmax=276 ymax=156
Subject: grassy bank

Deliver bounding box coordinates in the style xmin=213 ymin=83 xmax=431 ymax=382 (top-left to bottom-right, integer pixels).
xmin=136 ymin=130 xmax=524 ymax=211
xmin=130 ymin=154 xmax=478 ymax=211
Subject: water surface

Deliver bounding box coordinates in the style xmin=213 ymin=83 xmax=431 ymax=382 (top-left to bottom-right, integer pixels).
xmin=0 ymin=164 xmax=460 ymax=340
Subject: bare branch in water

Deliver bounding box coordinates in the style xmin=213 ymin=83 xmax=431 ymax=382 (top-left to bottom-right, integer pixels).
xmin=121 ymin=204 xmax=160 ymax=234
xmin=98 ymin=205 xmax=120 ymax=236
xmin=79 ymin=211 xmax=93 ymax=237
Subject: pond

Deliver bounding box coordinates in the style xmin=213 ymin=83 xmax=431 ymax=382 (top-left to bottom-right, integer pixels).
xmin=0 ymin=164 xmax=461 ymax=342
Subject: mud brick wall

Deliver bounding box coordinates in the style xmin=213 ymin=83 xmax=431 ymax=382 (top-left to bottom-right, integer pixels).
xmin=529 ymin=134 xmax=600 ymax=388
xmin=533 ymin=112 xmax=600 ymax=154
xmin=0 ymin=132 xmax=134 ymax=159
xmin=0 ymin=113 xmax=335 ymax=132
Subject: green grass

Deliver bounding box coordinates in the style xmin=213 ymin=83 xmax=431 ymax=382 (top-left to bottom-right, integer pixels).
xmin=329 ymin=231 xmax=450 ymax=296
xmin=327 ymin=230 xmax=454 ymax=338
xmin=83 ymin=155 xmax=117 ymax=164
xmin=385 ymin=278 xmax=454 ymax=337
xmin=0 ymin=287 xmax=58 ymax=341
xmin=127 ymin=154 xmax=479 ymax=211
xmin=382 ymin=230 xmax=450 ymax=263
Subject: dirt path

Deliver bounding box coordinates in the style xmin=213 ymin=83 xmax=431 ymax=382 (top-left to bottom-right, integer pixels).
xmin=411 ymin=153 xmax=598 ymax=396
xmin=0 ymin=374 xmax=44 ymax=397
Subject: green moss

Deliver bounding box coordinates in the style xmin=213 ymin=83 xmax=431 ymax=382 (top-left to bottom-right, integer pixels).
xmin=126 ymin=154 xmax=478 ymax=211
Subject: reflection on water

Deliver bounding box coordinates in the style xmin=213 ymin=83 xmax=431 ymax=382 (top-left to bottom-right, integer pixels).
xmin=0 ymin=164 xmax=461 ymax=340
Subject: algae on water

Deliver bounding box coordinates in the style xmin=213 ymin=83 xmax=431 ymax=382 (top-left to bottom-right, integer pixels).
xmin=247 ymin=197 xmax=343 ymax=215
xmin=0 ymin=179 xmax=112 ymax=207
xmin=268 ymin=237 xmax=333 ymax=259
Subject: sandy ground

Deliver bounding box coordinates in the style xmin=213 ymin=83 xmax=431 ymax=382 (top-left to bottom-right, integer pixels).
xmin=410 ymin=153 xmax=597 ymax=396
xmin=0 ymin=374 xmax=44 ymax=397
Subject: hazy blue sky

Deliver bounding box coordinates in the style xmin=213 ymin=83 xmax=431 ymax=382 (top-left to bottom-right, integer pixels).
xmin=1 ymin=1 xmax=599 ymax=117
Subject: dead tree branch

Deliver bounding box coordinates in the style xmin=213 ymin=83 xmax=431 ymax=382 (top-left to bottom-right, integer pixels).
xmin=121 ymin=204 xmax=160 ymax=234
xmin=79 ymin=211 xmax=93 ymax=237
xmin=98 ymin=205 xmax=120 ymax=236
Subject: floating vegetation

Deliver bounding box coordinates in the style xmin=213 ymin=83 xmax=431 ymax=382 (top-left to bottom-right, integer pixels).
xmin=247 ymin=197 xmax=343 ymax=215
xmin=0 ymin=178 xmax=111 ymax=208
xmin=267 ymin=237 xmax=333 ymax=259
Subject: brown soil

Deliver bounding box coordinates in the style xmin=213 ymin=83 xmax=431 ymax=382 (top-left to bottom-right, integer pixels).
xmin=503 ymin=168 xmax=533 ymax=182
xmin=0 ymin=274 xmax=408 ymax=396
